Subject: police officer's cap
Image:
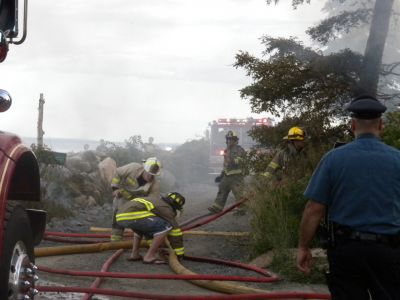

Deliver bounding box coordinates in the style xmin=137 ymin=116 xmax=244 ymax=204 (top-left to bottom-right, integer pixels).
xmin=346 ymin=94 xmax=386 ymax=119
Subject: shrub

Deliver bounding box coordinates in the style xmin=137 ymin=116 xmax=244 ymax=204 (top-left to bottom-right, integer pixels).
xmin=382 ymin=111 xmax=400 ymax=149
xmin=247 ymin=144 xmax=328 ymax=283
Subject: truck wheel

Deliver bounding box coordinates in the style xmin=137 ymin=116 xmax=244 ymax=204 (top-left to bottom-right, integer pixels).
xmin=0 ymin=204 xmax=37 ymax=299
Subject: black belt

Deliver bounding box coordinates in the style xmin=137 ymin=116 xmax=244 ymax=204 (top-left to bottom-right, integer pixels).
xmin=348 ymin=231 xmax=391 ymax=243
xmin=335 ymin=228 xmax=400 ymax=245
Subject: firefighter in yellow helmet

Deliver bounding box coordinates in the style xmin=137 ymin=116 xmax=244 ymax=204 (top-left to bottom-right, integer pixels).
xmin=116 ymin=192 xmax=185 ymax=264
xmin=110 ymin=157 xmax=162 ymax=242
xmin=208 ymin=130 xmax=246 ymax=215
xmin=261 ymin=126 xmax=306 ymax=180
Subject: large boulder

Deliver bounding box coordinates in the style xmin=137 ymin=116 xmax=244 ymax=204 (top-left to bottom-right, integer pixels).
xmin=98 ymin=157 xmax=117 ymax=184
xmin=66 ymin=150 xmax=100 ymax=173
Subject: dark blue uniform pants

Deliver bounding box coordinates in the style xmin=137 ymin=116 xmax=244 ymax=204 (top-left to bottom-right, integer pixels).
xmin=327 ymin=239 xmax=400 ymax=300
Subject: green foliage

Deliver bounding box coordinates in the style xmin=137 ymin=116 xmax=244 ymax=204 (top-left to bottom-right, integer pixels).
xmin=96 ymin=135 xmax=144 ymax=167
xmin=270 ymin=249 xmax=326 ymax=283
xmin=265 ymin=0 xmax=310 ymax=9
xmin=382 ymin=111 xmax=400 ymax=149
xmin=307 ymin=9 xmax=372 ymax=45
xmin=30 ymin=144 xmax=73 ymax=219
xmin=235 ymin=37 xmax=362 ymax=125
xmin=246 ymin=144 xmax=327 ymax=283
xmin=250 ymin=180 xmax=308 ymax=253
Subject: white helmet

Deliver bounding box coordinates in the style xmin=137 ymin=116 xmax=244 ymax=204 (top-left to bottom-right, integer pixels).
xmin=143 ymin=157 xmax=162 ymax=175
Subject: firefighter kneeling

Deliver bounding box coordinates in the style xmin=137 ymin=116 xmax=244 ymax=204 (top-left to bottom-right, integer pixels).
xmin=116 ymin=192 xmax=185 ymax=265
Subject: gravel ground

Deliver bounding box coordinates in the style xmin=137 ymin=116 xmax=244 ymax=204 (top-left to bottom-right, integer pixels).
xmin=35 ymin=182 xmax=329 ymax=299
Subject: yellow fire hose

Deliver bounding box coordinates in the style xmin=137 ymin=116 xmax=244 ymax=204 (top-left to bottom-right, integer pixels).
xmin=90 ymin=226 xmax=250 ymax=237
xmin=35 ymin=240 xmax=146 ymax=257
xmin=165 ymin=241 xmax=271 ymax=295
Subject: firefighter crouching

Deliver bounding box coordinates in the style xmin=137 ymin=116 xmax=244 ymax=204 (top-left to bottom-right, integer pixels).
xmin=116 ymin=192 xmax=185 ymax=264
xmin=208 ymin=130 xmax=246 ymax=215
xmin=110 ymin=157 xmax=162 ymax=242
xmin=297 ymin=95 xmax=400 ymax=299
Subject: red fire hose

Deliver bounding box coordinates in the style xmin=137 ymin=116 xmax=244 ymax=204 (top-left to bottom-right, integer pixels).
xmin=81 ymin=249 xmax=124 ymax=300
xmin=37 ymin=286 xmax=331 ymax=299
xmin=37 ymin=200 xmax=331 ymax=299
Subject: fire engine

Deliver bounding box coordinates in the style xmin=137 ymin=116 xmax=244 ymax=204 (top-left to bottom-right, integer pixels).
xmin=0 ymin=0 xmax=46 ymax=299
xmin=208 ymin=117 xmax=273 ymax=174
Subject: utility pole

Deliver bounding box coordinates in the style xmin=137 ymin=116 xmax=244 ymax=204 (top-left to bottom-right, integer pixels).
xmin=37 ymin=93 xmax=45 ymax=148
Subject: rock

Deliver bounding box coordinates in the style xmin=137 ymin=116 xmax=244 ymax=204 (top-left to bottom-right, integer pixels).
xmin=66 ymin=157 xmax=92 ymax=173
xmin=74 ymin=195 xmax=97 ymax=207
xmin=98 ymin=157 xmax=117 ymax=183
xmin=66 ymin=150 xmax=100 ymax=173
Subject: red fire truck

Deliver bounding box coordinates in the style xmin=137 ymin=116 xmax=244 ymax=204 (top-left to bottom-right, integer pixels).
xmin=208 ymin=117 xmax=272 ymax=174
xmin=0 ymin=0 xmax=46 ymax=299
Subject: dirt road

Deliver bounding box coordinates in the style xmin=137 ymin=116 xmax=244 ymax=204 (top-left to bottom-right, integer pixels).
xmin=35 ymin=183 xmax=328 ymax=299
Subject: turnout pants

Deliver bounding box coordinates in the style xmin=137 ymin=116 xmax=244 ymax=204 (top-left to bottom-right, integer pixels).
xmin=210 ymin=174 xmax=244 ymax=212
xmin=111 ymin=196 xmax=129 ymax=241
xmin=327 ymin=238 xmax=400 ymax=300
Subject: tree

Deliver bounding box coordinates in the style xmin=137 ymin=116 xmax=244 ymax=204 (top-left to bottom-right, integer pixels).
xmin=235 ymin=0 xmax=399 ymax=145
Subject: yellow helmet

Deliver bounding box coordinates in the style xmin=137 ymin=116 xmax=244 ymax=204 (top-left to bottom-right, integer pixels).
xmin=284 ymin=127 xmax=306 ymax=141
xmin=143 ymin=157 xmax=162 ymax=175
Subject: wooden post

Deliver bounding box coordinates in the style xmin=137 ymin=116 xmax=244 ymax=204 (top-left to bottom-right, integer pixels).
xmin=37 ymin=93 xmax=45 ymax=148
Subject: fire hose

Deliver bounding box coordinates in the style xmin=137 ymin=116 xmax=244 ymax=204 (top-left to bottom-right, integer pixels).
xmin=35 ymin=200 xmax=331 ymax=299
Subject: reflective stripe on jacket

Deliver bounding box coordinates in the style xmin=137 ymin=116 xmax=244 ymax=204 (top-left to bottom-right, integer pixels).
xmin=111 ymin=162 xmax=160 ymax=200
xmin=262 ymin=143 xmax=298 ymax=180
xmin=223 ymin=144 xmax=246 ymax=176
xmin=115 ymin=198 xmax=156 ymax=221
xmin=116 ymin=195 xmax=184 ymax=255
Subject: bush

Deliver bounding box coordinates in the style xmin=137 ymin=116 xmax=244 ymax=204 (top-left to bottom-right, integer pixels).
xmin=382 ymin=111 xmax=400 ymax=149
xmin=247 ymin=144 xmax=328 ymax=283
xmin=249 ymin=176 xmax=309 ymax=253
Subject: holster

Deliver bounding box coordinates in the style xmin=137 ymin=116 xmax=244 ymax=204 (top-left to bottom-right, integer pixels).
xmin=317 ymin=214 xmax=336 ymax=249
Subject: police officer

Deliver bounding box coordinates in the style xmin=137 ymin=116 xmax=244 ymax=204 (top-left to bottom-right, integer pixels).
xmin=296 ymin=95 xmax=400 ymax=299
xmin=208 ymin=130 xmax=246 ymax=215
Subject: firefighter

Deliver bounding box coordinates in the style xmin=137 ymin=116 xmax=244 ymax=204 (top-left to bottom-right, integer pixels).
xmin=110 ymin=157 xmax=162 ymax=241
xmin=261 ymin=126 xmax=306 ymax=181
xmin=116 ymin=192 xmax=185 ymax=264
xmin=297 ymin=95 xmax=400 ymax=298
xmin=208 ymin=130 xmax=246 ymax=215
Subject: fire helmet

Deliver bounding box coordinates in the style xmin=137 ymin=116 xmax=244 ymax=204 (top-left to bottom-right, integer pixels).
xmin=163 ymin=192 xmax=186 ymax=211
xmin=143 ymin=157 xmax=162 ymax=175
xmin=283 ymin=127 xmax=306 ymax=141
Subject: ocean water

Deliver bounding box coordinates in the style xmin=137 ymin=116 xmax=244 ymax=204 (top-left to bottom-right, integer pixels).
xmin=21 ymin=137 xmax=180 ymax=153
xmin=21 ymin=137 xmax=110 ymax=153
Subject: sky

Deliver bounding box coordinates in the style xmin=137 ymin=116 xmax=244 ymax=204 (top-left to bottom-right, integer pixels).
xmin=0 ymin=0 xmax=325 ymax=144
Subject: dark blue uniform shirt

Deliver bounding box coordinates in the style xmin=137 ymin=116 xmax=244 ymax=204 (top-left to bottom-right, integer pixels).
xmin=304 ymin=134 xmax=400 ymax=235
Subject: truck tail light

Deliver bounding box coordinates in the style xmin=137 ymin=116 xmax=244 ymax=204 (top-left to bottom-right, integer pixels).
xmin=0 ymin=32 xmax=9 ymax=62
xmin=0 ymin=44 xmax=8 ymax=62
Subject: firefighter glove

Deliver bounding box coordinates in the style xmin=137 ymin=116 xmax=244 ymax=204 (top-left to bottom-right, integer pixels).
xmin=215 ymin=175 xmax=222 ymax=183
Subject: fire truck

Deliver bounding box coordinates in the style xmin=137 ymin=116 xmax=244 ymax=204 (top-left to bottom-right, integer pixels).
xmin=0 ymin=0 xmax=46 ymax=299
xmin=208 ymin=117 xmax=273 ymax=174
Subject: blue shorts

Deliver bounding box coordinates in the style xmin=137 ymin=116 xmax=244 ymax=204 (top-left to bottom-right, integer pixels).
xmin=117 ymin=216 xmax=172 ymax=239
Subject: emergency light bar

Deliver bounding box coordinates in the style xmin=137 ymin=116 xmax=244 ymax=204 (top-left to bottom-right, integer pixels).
xmin=217 ymin=118 xmax=271 ymax=126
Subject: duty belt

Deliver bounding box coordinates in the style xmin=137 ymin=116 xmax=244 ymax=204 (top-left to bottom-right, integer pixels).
xmin=335 ymin=227 xmax=400 ymax=245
